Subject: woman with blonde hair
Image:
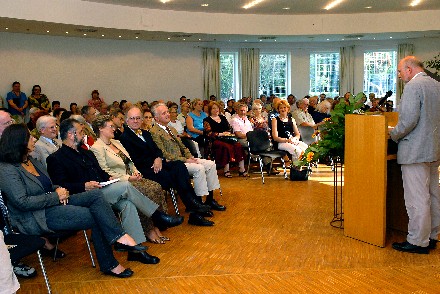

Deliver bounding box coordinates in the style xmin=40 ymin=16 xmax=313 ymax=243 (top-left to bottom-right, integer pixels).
xmin=186 ymin=98 xmax=207 ymax=150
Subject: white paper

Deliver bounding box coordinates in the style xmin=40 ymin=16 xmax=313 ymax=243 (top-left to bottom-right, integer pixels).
xmin=99 ymin=178 xmax=120 ymax=187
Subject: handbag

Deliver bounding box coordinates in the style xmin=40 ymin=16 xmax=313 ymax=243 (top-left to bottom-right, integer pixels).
xmin=290 ymin=166 xmax=309 ymax=181
xmin=216 ymin=135 xmax=238 ymax=144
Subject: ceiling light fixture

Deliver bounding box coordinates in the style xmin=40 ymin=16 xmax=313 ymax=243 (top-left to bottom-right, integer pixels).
xmin=5 ymin=27 xmax=8 ymax=30
xmin=135 ymin=36 xmax=139 ymax=39
xmin=167 ymin=37 xmax=171 ymax=40
xmin=324 ymin=0 xmax=344 ymax=10
xmin=118 ymin=35 xmax=122 ymax=38
xmin=410 ymin=0 xmax=422 ymax=6
xmin=65 ymin=31 xmax=69 ymax=34
xmin=46 ymin=30 xmax=50 ymax=33
xmin=160 ymin=0 xmax=171 ymax=3
xmin=102 ymin=34 xmax=105 ymax=37
xmin=365 ymin=6 xmax=372 ymax=9
xmin=84 ymin=33 xmax=87 ymax=36
xmin=201 ymin=4 xmax=209 ymax=7
xmin=243 ymin=0 xmax=265 ymax=9
xmin=282 ymin=7 xmax=290 ymax=10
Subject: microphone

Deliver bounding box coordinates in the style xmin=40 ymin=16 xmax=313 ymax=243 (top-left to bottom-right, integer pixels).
xmin=378 ymin=90 xmax=393 ymax=106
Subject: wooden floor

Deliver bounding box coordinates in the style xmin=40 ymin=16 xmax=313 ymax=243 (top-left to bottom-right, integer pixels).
xmin=16 ymin=165 xmax=440 ymax=293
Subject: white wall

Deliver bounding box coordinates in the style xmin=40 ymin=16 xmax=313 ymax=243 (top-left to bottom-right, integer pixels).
xmin=0 ymin=32 xmax=203 ymax=107
xmin=0 ymin=32 xmax=439 ymax=108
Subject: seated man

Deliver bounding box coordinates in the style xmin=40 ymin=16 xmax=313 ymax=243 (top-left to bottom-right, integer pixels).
xmin=119 ymin=107 xmax=213 ymax=226
xmin=47 ymin=118 xmax=183 ymax=264
xmin=30 ymin=115 xmax=61 ymax=167
xmin=150 ymin=103 xmax=225 ymax=213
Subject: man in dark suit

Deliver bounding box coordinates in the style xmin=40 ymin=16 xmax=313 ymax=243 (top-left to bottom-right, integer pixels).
xmin=47 ymin=118 xmax=183 ymax=264
xmin=119 ymin=107 xmax=214 ymax=226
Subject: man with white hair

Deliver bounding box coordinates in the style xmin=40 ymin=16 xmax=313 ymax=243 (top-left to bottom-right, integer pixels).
xmin=0 ymin=110 xmax=13 ymax=137
xmin=30 ymin=115 xmax=62 ymax=167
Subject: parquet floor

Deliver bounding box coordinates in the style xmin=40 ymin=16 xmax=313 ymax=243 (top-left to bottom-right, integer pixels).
xmin=16 ymin=165 xmax=440 ymax=293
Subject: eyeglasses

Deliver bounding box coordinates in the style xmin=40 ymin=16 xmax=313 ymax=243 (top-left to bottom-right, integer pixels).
xmin=128 ymin=116 xmax=142 ymax=121
xmin=105 ymin=124 xmax=116 ymax=130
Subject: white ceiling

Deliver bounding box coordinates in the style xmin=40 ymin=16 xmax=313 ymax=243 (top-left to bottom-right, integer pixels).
xmin=85 ymin=0 xmax=440 ymax=15
xmin=1 ymin=0 xmax=439 ymax=42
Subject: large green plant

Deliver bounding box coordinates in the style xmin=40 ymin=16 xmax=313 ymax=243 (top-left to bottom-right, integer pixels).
xmin=293 ymin=92 xmax=364 ymax=167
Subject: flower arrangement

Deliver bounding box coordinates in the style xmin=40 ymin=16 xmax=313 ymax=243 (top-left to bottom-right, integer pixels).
xmin=293 ymin=92 xmax=365 ymax=168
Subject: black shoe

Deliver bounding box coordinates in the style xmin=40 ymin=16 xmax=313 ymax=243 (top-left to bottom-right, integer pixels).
xmin=185 ymin=201 xmax=211 ymax=213
xmin=206 ymin=199 xmax=226 ymax=211
xmin=127 ymin=251 xmax=160 ymax=264
xmin=392 ymin=241 xmax=429 ymax=254
xmin=152 ymin=211 xmax=184 ymax=229
xmin=428 ymin=239 xmax=438 ymax=249
xmin=114 ymin=242 xmax=147 ymax=253
xmin=188 ymin=213 xmax=215 ymax=226
xmin=198 ymin=210 xmax=214 ymax=217
xmin=104 ymin=268 xmax=134 ymax=278
xmin=41 ymin=247 xmax=66 ymax=259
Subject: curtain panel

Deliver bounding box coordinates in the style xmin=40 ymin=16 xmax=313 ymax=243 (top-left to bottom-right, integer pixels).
xmin=339 ymin=46 xmax=355 ymax=96
xmin=203 ymin=48 xmax=220 ymax=100
xmin=396 ymin=44 xmax=414 ymax=103
xmin=239 ymin=48 xmax=260 ymax=100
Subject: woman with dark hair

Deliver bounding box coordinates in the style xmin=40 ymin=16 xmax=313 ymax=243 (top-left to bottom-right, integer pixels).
xmin=0 ymin=124 xmax=148 ymax=278
xmin=90 ymin=115 xmax=173 ymax=244
xmin=28 ymin=85 xmax=50 ymax=112
xmin=70 ymin=102 xmax=81 ymax=115
xmin=203 ymin=101 xmax=246 ymax=178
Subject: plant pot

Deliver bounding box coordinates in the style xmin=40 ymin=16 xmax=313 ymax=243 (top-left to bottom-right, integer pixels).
xmin=290 ymin=167 xmax=309 ymax=181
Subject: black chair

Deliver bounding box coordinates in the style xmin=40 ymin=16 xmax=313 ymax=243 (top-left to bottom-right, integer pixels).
xmin=0 ymin=191 xmax=52 ymax=293
xmin=246 ymin=130 xmax=288 ymax=184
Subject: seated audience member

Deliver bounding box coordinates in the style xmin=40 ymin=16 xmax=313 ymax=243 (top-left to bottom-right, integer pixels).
xmin=30 ymin=115 xmax=61 ymax=167
xmin=0 ymin=124 xmax=151 ymax=278
xmin=249 ymin=102 xmax=269 ymax=132
xmin=308 ymin=96 xmax=319 ymax=115
xmin=203 ymin=101 xmax=247 ymax=178
xmin=368 ymin=98 xmax=385 ymax=112
xmin=88 ymin=90 xmax=106 ymax=111
xmin=312 ymin=100 xmax=332 ymax=124
xmin=140 ymin=101 xmax=149 ymax=112
xmin=90 ymin=115 xmax=179 ymax=243
xmin=81 ymin=106 xmax=98 ymax=141
xmin=50 ymin=101 xmax=60 ymax=115
xmin=119 ymin=107 xmax=213 ymax=226
xmin=0 ymin=111 xmax=13 ymax=136
xmin=168 ymin=107 xmax=200 ymax=158
xmin=186 ymin=99 xmax=207 ymax=151
xmin=230 ymin=103 xmax=253 ymax=148
xmin=177 ymin=101 xmax=190 ymax=127
xmin=27 ymin=107 xmax=40 ymax=130
xmin=319 ymin=93 xmax=327 ymax=102
xmin=28 ymin=85 xmax=50 ymax=112
xmin=177 ymin=96 xmax=187 ymax=113
xmin=386 ymin=100 xmax=394 ymax=112
xmin=150 ymin=103 xmax=225 ymax=215
xmin=70 ymin=114 xmax=94 ymax=149
xmin=141 ymin=110 xmax=154 ymax=131
xmin=46 ymin=118 xmax=183 ymax=263
xmin=52 ymin=107 xmax=66 ymax=127
xmin=119 ymin=100 xmax=132 ymax=114
xmin=109 ymin=109 xmax=125 ymax=140
xmin=272 ymin=100 xmax=308 ymax=160
xmin=209 ymin=95 xmax=217 ymax=102
xmin=268 ymin=97 xmax=281 ymax=122
xmin=287 ymin=94 xmax=297 ymax=114
xmin=70 ymin=102 xmax=81 ymax=115
xmin=6 ymin=81 xmax=28 ymax=123
xmin=59 ymin=111 xmax=72 ymax=123
xmin=292 ymin=98 xmax=319 ymax=129
xmin=225 ymin=99 xmax=236 ymax=116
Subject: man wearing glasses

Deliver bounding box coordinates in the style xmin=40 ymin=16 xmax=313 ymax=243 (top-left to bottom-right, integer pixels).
xmin=30 ymin=115 xmax=61 ymax=167
xmin=0 ymin=110 xmax=14 ymax=137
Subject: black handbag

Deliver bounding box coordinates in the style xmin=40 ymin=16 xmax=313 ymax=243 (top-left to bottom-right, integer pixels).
xmin=290 ymin=166 xmax=309 ymax=181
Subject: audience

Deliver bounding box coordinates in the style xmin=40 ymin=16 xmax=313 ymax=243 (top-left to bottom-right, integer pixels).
xmin=6 ymin=81 xmax=28 ymax=123
xmin=88 ymin=90 xmax=106 ymax=111
xmin=30 ymin=115 xmax=61 ymax=167
xmin=28 ymin=85 xmax=50 ymax=112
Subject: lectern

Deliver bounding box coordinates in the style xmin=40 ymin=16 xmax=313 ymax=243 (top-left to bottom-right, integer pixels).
xmin=344 ymin=113 xmax=407 ymax=247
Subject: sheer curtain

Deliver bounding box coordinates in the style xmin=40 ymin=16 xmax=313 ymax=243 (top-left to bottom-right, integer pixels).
xmin=396 ymin=44 xmax=414 ymax=102
xmin=339 ymin=46 xmax=355 ymax=96
xmin=239 ymin=48 xmax=260 ymax=100
xmin=203 ymin=48 xmax=220 ymax=100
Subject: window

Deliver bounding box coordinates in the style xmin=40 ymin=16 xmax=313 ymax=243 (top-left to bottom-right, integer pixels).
xmin=220 ymin=53 xmax=238 ymax=103
xmin=309 ymin=52 xmax=340 ymax=97
xmin=259 ymin=54 xmax=287 ymax=98
xmin=363 ymin=51 xmax=397 ymax=102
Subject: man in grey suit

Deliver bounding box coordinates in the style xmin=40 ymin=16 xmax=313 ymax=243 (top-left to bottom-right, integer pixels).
xmin=30 ymin=115 xmax=61 ymax=167
xmin=390 ymin=56 xmax=440 ymax=254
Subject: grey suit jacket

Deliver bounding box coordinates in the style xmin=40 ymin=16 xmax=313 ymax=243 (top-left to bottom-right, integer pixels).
xmin=30 ymin=137 xmax=61 ymax=167
xmin=0 ymin=158 xmax=60 ymax=235
xmin=390 ymin=72 xmax=440 ymax=164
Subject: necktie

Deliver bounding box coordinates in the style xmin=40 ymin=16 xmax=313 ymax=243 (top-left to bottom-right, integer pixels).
xmin=165 ymin=126 xmax=176 ymax=141
xmin=52 ymin=139 xmax=60 ymax=148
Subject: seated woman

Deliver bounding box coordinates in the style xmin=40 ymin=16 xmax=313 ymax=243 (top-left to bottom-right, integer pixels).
xmin=186 ymin=99 xmax=207 ymax=151
xmin=90 ymin=115 xmax=171 ymax=244
xmin=271 ymin=100 xmax=308 ymax=160
xmin=88 ymin=90 xmax=106 ymax=111
xmin=168 ymin=107 xmax=200 ymax=158
xmin=203 ymin=101 xmax=247 ymax=178
xmin=0 ymin=124 xmax=149 ymax=278
xmin=28 ymin=85 xmax=51 ymax=112
xmin=249 ymin=102 xmax=269 ymax=133
xmin=312 ymin=100 xmax=332 ymax=124
xmin=141 ymin=110 xmax=154 ymax=131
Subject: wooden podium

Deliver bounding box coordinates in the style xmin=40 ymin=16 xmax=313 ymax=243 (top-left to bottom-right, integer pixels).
xmin=344 ymin=113 xmax=407 ymax=247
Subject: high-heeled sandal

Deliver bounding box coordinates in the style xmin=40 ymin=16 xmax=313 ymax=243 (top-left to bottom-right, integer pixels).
xmin=224 ymin=171 xmax=232 ymax=178
xmin=147 ymin=237 xmax=165 ymax=244
xmin=238 ymin=171 xmax=249 ymax=177
xmin=159 ymin=236 xmax=170 ymax=241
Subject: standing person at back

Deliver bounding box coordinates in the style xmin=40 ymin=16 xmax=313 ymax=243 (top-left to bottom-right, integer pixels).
xmin=390 ymin=56 xmax=440 ymax=254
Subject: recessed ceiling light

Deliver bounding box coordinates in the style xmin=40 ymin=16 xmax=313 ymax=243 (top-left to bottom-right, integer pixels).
xmin=83 ymin=33 xmax=87 ymax=36
xmin=198 ymin=38 xmax=202 ymax=41
xmin=46 ymin=30 xmax=50 ymax=33
xmin=326 ymin=38 xmax=330 ymax=41
xmin=135 ymin=36 xmax=139 ymax=39
xmin=65 ymin=31 xmax=69 ymax=34
xmin=243 ymin=0 xmax=265 ymax=9
xmin=259 ymin=39 xmax=262 ymax=42
xmin=282 ymin=7 xmax=290 ymax=10
xmin=365 ymin=6 xmax=372 ymax=9
xmin=118 ymin=35 xmax=122 ymax=38
xmin=160 ymin=0 xmax=171 ymax=3
xmin=102 ymin=34 xmax=105 ymax=37
xmin=183 ymin=38 xmax=186 ymax=41
xmin=390 ymin=36 xmax=393 ymax=39
xmin=341 ymin=38 xmax=345 ymax=41
xmin=373 ymin=37 xmax=376 ymax=40
xmin=201 ymin=4 xmax=209 ymax=7
xmin=357 ymin=37 xmax=361 ymax=40
xmin=274 ymin=39 xmax=277 ymax=42
xmin=324 ymin=0 xmax=344 ymax=10
xmin=410 ymin=0 xmax=422 ymax=7
xmin=244 ymin=39 xmax=248 ymax=42
xmin=5 ymin=27 xmax=8 ymax=30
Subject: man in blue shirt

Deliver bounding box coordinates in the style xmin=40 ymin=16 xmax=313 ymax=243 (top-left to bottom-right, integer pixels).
xmin=6 ymin=81 xmax=28 ymax=122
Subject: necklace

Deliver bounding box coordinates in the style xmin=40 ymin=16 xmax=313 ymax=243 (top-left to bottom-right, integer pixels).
xmin=22 ymin=159 xmax=30 ymax=166
xmin=104 ymin=141 xmax=112 ymax=146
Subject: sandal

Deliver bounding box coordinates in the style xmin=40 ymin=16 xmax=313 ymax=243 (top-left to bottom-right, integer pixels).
xmin=146 ymin=230 xmax=165 ymax=244
xmin=159 ymin=236 xmax=170 ymax=241
xmin=41 ymin=247 xmax=66 ymax=259
xmin=238 ymin=171 xmax=249 ymax=177
xmin=224 ymin=171 xmax=232 ymax=178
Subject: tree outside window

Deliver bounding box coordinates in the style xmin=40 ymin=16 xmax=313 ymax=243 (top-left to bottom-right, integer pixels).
xmin=309 ymin=52 xmax=340 ymax=97
xmin=259 ymin=54 xmax=287 ymax=98
xmin=220 ymin=53 xmax=236 ymax=103
xmin=363 ymin=51 xmax=397 ymax=102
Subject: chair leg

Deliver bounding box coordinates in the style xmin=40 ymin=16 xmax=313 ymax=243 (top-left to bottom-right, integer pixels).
xmin=218 ymin=187 xmax=223 ymax=199
xmin=83 ymin=230 xmax=96 ymax=268
xmin=53 ymin=238 xmax=60 ymax=262
xmin=37 ymin=250 xmax=52 ymax=294
xmin=281 ymin=159 xmax=288 ymax=179
xmin=169 ymin=189 xmax=180 ymax=216
xmin=258 ymin=157 xmax=265 ymax=184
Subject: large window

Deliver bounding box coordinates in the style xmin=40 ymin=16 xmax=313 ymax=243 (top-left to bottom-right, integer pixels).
xmin=309 ymin=52 xmax=340 ymax=97
xmin=220 ymin=53 xmax=237 ymax=102
xmin=363 ymin=51 xmax=397 ymax=101
xmin=259 ymin=54 xmax=288 ymax=98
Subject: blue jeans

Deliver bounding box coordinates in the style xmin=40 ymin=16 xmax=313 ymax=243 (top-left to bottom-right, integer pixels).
xmin=45 ymin=189 xmax=125 ymax=273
